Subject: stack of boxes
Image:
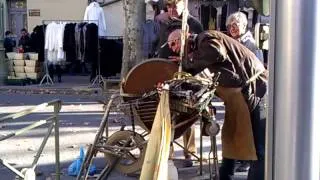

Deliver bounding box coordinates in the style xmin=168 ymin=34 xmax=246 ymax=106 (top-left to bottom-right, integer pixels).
xmin=6 ymin=52 xmax=43 ymax=83
xmin=7 ymin=52 xmax=25 ymax=80
xmin=25 ymin=53 xmax=42 ymax=80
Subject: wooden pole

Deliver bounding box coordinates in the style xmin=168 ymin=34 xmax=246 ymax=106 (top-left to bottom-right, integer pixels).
xmin=178 ymin=0 xmax=189 ymax=79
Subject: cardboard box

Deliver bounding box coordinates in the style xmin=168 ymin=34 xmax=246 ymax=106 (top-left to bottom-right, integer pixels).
xmin=13 ymin=66 xmax=25 ymax=73
xmin=13 ymin=60 xmax=25 ymax=66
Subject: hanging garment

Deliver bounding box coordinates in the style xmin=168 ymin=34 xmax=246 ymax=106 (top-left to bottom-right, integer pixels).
xmin=63 ymin=23 xmax=77 ymax=62
xmin=30 ymin=25 xmax=46 ymax=62
xmin=84 ymin=23 xmax=98 ymax=63
xmin=45 ymin=22 xmax=58 ymax=63
xmin=83 ymin=23 xmax=99 ymax=79
xmin=208 ymin=17 xmax=215 ymax=30
xmin=57 ymin=23 xmax=66 ymax=60
xmin=75 ymin=23 xmax=87 ymax=61
xmin=200 ymin=5 xmax=217 ymax=31
xmin=45 ymin=22 xmax=66 ymax=64
xmin=83 ymin=2 xmax=107 ymax=37
xmin=100 ymin=38 xmax=123 ymax=77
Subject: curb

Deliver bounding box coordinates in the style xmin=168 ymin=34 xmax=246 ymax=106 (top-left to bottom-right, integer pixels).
xmin=0 ymin=86 xmax=105 ymax=96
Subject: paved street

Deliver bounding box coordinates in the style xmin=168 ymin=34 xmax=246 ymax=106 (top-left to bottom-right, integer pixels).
xmin=0 ymin=92 xmax=247 ymax=180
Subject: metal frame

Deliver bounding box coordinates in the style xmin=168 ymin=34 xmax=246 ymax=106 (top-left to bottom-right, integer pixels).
xmin=78 ymin=76 xmax=220 ymax=179
xmin=39 ymin=19 xmax=103 ymax=87
xmin=0 ymin=99 xmax=62 ymax=180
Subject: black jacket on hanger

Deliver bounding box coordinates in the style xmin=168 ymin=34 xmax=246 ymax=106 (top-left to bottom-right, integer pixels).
xmin=100 ymin=38 xmax=123 ymax=77
xmin=63 ymin=23 xmax=77 ymax=62
xmin=30 ymin=25 xmax=46 ymax=62
xmin=84 ymin=23 xmax=98 ymax=63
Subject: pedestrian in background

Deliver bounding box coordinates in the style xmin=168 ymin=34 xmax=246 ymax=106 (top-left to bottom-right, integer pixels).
xmin=226 ymin=12 xmax=264 ymax=63
xmin=18 ymin=28 xmax=32 ymax=53
xmin=3 ymin=31 xmax=16 ymax=58
xmin=155 ymin=0 xmax=203 ymax=59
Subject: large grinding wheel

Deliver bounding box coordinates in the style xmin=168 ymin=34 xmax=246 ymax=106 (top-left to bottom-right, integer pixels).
xmin=104 ymin=130 xmax=147 ymax=174
xmin=122 ymin=58 xmax=179 ymax=96
xmin=121 ymin=58 xmax=199 ymax=139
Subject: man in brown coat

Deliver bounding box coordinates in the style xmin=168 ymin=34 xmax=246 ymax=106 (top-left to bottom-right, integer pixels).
xmin=167 ymin=29 xmax=268 ymax=180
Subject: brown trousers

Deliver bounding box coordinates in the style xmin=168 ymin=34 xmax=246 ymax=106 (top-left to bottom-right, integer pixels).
xmin=170 ymin=125 xmax=196 ymax=158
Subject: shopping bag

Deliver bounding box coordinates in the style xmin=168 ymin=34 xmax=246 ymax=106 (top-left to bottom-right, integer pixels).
xmin=67 ymin=146 xmax=96 ymax=176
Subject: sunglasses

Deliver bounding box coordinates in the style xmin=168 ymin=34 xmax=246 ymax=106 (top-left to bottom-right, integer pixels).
xmin=227 ymin=23 xmax=240 ymax=30
xmin=160 ymin=38 xmax=179 ymax=49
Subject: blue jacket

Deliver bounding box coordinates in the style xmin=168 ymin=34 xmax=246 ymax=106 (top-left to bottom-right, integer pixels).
xmin=239 ymin=31 xmax=264 ymax=63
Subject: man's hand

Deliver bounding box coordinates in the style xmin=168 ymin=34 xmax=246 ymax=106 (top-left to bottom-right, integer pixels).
xmin=168 ymin=56 xmax=181 ymax=62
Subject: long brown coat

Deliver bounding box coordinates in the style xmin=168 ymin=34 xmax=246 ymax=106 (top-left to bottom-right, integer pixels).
xmin=183 ymin=30 xmax=268 ymax=160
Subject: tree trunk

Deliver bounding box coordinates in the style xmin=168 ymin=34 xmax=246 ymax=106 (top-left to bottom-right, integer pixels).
xmin=121 ymin=0 xmax=145 ymax=79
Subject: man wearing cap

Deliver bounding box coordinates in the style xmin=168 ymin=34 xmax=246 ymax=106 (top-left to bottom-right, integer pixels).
xmin=155 ymin=0 xmax=203 ymax=167
xmin=156 ymin=0 xmax=203 ymax=58
xmin=167 ymin=29 xmax=268 ymax=180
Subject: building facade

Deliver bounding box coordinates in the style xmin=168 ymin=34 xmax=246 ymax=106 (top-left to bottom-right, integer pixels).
xmin=0 ymin=0 xmax=267 ymax=42
xmin=0 ymin=0 xmax=124 ymax=42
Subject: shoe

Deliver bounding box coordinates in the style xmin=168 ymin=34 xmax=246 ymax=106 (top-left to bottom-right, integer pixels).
xmin=235 ymin=161 xmax=250 ymax=172
xmin=183 ymin=157 xmax=193 ymax=167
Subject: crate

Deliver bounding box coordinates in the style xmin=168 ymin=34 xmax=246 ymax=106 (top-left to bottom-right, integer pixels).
xmin=16 ymin=72 xmax=27 ymax=78
xmin=13 ymin=66 xmax=25 ymax=73
xmin=8 ymin=71 xmax=15 ymax=76
xmin=13 ymin=60 xmax=25 ymax=66
xmin=6 ymin=52 xmax=16 ymax=60
xmin=26 ymin=72 xmax=41 ymax=79
xmin=7 ymin=62 xmax=14 ymax=71
xmin=25 ymin=60 xmax=38 ymax=67
xmin=7 ymin=75 xmax=23 ymax=80
xmin=28 ymin=53 xmax=38 ymax=60
xmin=25 ymin=66 xmax=40 ymax=73
xmin=14 ymin=53 xmax=24 ymax=60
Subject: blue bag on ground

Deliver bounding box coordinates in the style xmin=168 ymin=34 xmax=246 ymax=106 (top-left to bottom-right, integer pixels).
xmin=68 ymin=146 xmax=96 ymax=176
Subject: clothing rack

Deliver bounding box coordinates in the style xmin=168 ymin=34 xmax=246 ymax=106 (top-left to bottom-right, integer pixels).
xmin=39 ymin=19 xmax=103 ymax=87
xmin=100 ymin=36 xmax=123 ymax=40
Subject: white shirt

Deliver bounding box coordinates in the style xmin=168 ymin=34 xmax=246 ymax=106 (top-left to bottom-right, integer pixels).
xmin=84 ymin=2 xmax=107 ymax=36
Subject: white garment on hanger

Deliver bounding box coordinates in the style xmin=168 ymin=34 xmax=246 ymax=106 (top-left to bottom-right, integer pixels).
xmin=45 ymin=22 xmax=57 ymax=63
xmin=84 ymin=2 xmax=107 ymax=36
xmin=45 ymin=22 xmax=66 ymax=63
xmin=57 ymin=23 xmax=66 ymax=60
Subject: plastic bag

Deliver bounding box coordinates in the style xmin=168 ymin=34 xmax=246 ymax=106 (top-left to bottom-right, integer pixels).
xmin=67 ymin=146 xmax=96 ymax=176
